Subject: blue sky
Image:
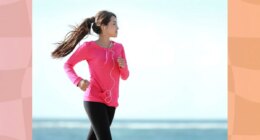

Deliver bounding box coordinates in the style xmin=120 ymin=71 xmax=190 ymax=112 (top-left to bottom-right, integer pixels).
xmin=33 ymin=0 xmax=227 ymax=120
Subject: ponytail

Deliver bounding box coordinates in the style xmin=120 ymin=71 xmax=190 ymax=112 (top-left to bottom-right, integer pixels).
xmin=51 ymin=17 xmax=95 ymax=58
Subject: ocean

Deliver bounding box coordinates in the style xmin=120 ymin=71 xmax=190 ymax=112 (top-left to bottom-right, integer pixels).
xmin=33 ymin=119 xmax=227 ymax=140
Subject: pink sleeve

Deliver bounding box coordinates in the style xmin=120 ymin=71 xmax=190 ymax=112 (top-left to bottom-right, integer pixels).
xmin=64 ymin=42 xmax=89 ymax=86
xmin=119 ymin=45 xmax=129 ymax=80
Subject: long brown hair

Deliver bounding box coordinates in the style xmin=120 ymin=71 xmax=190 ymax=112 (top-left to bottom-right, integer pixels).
xmin=51 ymin=10 xmax=116 ymax=58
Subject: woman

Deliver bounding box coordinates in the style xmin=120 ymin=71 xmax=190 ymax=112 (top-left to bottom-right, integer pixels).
xmin=51 ymin=10 xmax=129 ymax=140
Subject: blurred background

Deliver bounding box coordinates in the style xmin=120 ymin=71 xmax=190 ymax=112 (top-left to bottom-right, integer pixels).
xmin=33 ymin=0 xmax=227 ymax=139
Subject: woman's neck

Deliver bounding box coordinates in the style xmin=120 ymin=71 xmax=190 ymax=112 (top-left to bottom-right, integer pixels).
xmin=96 ymin=36 xmax=111 ymax=48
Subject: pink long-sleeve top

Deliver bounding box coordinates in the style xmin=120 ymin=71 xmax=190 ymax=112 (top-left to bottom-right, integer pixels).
xmin=64 ymin=41 xmax=129 ymax=107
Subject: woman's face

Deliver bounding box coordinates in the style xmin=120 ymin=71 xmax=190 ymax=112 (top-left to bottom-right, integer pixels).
xmin=102 ymin=16 xmax=119 ymax=37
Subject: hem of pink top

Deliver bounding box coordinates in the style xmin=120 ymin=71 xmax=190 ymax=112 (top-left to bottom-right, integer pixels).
xmin=83 ymin=97 xmax=119 ymax=108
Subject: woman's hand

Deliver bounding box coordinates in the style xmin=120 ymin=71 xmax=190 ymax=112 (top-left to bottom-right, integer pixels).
xmin=77 ymin=79 xmax=90 ymax=91
xmin=117 ymin=57 xmax=125 ymax=68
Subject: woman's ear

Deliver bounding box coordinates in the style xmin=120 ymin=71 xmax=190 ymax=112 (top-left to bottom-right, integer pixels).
xmin=100 ymin=25 xmax=104 ymax=30
xmin=102 ymin=25 xmax=107 ymax=30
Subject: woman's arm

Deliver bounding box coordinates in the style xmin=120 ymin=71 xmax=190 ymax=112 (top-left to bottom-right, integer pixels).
xmin=64 ymin=42 xmax=89 ymax=86
xmin=118 ymin=46 xmax=129 ymax=80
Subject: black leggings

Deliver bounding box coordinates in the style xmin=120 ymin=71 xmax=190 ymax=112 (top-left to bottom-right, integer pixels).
xmin=84 ymin=101 xmax=116 ymax=140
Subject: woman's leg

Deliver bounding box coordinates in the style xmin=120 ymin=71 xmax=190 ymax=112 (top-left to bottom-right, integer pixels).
xmin=84 ymin=101 xmax=115 ymax=140
xmin=86 ymin=105 xmax=115 ymax=140
xmin=86 ymin=127 xmax=96 ymax=140
xmin=107 ymin=105 xmax=116 ymax=126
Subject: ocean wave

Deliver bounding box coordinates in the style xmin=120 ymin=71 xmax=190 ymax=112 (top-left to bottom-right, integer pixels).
xmin=33 ymin=121 xmax=227 ymax=129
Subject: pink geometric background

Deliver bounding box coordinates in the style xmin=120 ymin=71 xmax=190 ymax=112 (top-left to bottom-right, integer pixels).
xmin=0 ymin=0 xmax=32 ymax=140
xmin=229 ymin=0 xmax=260 ymax=139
